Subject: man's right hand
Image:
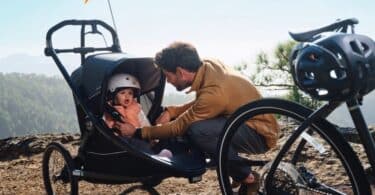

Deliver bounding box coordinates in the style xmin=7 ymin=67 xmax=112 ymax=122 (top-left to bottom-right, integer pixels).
xmin=114 ymin=121 xmax=136 ymax=138
xmin=155 ymin=110 xmax=171 ymax=124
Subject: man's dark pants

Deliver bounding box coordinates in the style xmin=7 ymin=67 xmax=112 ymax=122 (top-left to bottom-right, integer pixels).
xmin=187 ymin=117 xmax=268 ymax=181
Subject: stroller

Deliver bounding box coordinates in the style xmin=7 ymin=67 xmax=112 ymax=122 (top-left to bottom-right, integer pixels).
xmin=42 ymin=20 xmax=206 ymax=194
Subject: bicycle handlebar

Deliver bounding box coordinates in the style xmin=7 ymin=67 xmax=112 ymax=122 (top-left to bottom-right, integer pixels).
xmin=289 ymin=18 xmax=359 ymax=42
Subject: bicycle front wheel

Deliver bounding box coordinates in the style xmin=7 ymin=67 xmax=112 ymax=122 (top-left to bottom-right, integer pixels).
xmin=217 ymin=98 xmax=370 ymax=195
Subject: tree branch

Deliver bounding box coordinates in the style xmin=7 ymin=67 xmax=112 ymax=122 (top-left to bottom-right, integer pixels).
xmin=260 ymin=62 xmax=290 ymax=73
xmin=254 ymin=83 xmax=293 ymax=88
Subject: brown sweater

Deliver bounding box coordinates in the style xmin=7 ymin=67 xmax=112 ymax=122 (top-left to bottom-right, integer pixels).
xmin=141 ymin=59 xmax=279 ymax=148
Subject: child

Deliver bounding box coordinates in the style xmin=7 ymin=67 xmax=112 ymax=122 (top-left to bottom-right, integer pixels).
xmin=104 ymin=73 xmax=172 ymax=158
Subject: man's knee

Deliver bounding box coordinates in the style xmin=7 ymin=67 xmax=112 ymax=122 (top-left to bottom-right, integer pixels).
xmin=186 ymin=121 xmax=207 ymax=139
xmin=186 ymin=117 xmax=227 ymax=143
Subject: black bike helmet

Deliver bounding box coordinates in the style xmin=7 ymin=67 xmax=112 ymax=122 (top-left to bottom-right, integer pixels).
xmin=290 ymin=33 xmax=375 ymax=101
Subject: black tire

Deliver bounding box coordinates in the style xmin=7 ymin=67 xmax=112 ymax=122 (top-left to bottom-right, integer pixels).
xmin=217 ymin=98 xmax=370 ymax=195
xmin=43 ymin=142 xmax=78 ymax=195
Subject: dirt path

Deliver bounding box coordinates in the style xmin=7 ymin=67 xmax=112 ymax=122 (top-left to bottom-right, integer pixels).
xmin=0 ymin=153 xmax=221 ymax=194
xmin=0 ymin=134 xmax=221 ymax=194
xmin=1 ymin=128 xmax=374 ymax=194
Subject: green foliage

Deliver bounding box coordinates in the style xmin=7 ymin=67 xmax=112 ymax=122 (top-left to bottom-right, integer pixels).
xmin=285 ymin=85 xmax=321 ymax=109
xmin=248 ymin=40 xmax=322 ymax=109
xmin=0 ymin=73 xmax=78 ymax=138
xmin=252 ymin=40 xmax=295 ymax=87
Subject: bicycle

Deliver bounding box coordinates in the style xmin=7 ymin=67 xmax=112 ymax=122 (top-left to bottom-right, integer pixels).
xmin=217 ymin=18 xmax=375 ymax=194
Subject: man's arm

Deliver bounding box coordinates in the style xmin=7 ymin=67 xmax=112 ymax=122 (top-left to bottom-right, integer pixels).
xmin=156 ymin=100 xmax=195 ymax=124
xmin=165 ymin=100 xmax=195 ymax=119
xmin=114 ymin=100 xmax=197 ymax=137
xmin=142 ymin=88 xmax=227 ymax=139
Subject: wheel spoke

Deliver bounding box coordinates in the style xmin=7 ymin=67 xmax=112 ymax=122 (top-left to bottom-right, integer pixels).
xmin=43 ymin=142 xmax=77 ymax=195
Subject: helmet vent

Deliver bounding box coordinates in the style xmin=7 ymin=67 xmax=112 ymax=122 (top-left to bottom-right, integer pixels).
xmin=350 ymin=41 xmax=363 ymax=55
xmin=330 ymin=69 xmax=347 ymax=80
xmin=361 ymin=42 xmax=369 ymax=52
xmin=308 ymin=53 xmax=318 ymax=61
xmin=336 ymin=53 xmax=343 ymax=60
xmin=316 ymin=88 xmax=328 ymax=96
xmin=304 ymin=72 xmax=315 ymax=80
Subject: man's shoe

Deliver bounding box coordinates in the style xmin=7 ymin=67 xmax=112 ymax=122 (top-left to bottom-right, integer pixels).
xmin=238 ymin=172 xmax=260 ymax=195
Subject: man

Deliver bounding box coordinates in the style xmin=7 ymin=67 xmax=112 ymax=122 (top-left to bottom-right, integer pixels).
xmin=114 ymin=42 xmax=279 ymax=194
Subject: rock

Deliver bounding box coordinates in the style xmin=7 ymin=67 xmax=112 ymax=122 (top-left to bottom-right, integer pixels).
xmin=0 ymin=133 xmax=80 ymax=161
xmin=337 ymin=126 xmax=375 ymax=144
xmin=61 ymin=135 xmax=75 ymax=144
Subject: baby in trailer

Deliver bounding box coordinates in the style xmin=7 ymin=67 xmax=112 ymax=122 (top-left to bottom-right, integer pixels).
xmin=104 ymin=73 xmax=172 ymax=158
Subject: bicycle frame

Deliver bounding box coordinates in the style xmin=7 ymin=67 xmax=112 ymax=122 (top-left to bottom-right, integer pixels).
xmin=346 ymin=98 xmax=375 ymax=170
xmin=265 ymin=18 xmax=375 ymax=192
xmin=265 ymin=96 xmax=375 ymax=190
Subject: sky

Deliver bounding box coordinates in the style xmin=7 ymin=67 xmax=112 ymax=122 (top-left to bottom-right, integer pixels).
xmin=0 ymin=0 xmax=374 ymax=125
xmin=0 ymin=0 xmax=374 ymax=75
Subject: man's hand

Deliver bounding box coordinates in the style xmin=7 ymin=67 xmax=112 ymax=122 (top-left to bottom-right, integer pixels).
xmin=114 ymin=121 xmax=136 ymax=137
xmin=155 ymin=110 xmax=171 ymax=124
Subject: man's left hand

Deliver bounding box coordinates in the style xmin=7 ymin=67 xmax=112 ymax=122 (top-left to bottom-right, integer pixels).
xmin=114 ymin=121 xmax=136 ymax=137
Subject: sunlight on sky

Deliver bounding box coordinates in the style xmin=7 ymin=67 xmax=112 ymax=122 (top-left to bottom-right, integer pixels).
xmin=0 ymin=0 xmax=374 ymax=74
xmin=0 ymin=0 xmax=374 ymax=125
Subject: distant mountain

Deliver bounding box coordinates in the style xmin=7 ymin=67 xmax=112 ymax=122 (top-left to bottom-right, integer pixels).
xmin=0 ymin=72 xmax=194 ymax=139
xmin=0 ymin=53 xmax=79 ymax=76
xmin=0 ymin=72 xmax=373 ymax=139
xmin=0 ymin=73 xmax=78 ymax=139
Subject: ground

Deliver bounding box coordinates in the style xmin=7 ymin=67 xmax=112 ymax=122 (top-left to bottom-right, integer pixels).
xmin=0 ymin=127 xmax=374 ymax=195
xmin=0 ymin=134 xmax=220 ymax=195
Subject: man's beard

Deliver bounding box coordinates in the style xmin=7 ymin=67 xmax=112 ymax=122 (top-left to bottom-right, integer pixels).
xmin=175 ymin=79 xmax=191 ymax=91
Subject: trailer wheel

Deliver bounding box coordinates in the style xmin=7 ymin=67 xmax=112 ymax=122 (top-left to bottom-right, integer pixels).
xmin=42 ymin=142 xmax=78 ymax=195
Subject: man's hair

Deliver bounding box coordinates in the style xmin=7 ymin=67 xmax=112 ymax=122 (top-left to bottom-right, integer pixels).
xmin=154 ymin=42 xmax=202 ymax=73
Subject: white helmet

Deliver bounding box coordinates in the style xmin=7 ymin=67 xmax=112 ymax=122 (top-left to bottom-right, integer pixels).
xmin=108 ymin=73 xmax=141 ymax=93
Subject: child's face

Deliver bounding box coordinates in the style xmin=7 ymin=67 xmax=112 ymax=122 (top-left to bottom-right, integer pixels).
xmin=114 ymin=88 xmax=135 ymax=107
